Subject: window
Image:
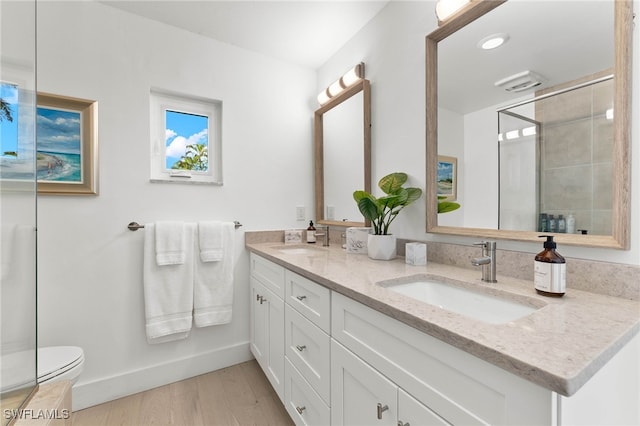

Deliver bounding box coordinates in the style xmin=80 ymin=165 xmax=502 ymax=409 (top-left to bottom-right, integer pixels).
xmin=150 ymin=89 xmax=222 ymax=184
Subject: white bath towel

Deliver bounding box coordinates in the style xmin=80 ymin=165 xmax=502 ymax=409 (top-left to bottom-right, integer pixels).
xmin=144 ymin=223 xmax=195 ymax=344
xmin=198 ymin=221 xmax=224 ymax=262
xmin=194 ymin=222 xmax=236 ymax=327
xmin=155 ymin=221 xmax=186 ymax=265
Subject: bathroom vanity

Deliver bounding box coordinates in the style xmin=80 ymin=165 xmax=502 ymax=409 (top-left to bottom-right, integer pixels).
xmin=247 ymin=240 xmax=639 ymax=425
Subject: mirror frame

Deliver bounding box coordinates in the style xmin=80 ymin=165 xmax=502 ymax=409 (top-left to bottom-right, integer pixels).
xmin=425 ymin=0 xmax=633 ymax=249
xmin=315 ymin=79 xmax=372 ymax=227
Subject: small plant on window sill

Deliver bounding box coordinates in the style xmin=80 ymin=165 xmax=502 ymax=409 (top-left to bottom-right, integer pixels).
xmin=438 ymin=196 xmax=461 ymax=213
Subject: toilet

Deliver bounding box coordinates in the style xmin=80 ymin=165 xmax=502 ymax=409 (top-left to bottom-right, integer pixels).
xmin=38 ymin=346 xmax=84 ymax=385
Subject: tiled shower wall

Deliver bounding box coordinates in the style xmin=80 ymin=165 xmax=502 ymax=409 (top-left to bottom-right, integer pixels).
xmin=537 ymin=77 xmax=614 ymax=236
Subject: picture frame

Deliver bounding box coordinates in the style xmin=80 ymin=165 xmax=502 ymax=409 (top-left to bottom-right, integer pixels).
xmin=36 ymin=92 xmax=98 ymax=195
xmin=437 ymin=155 xmax=457 ymax=201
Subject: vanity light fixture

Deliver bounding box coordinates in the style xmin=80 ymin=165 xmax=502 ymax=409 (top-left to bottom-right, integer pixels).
xmin=317 ymin=62 xmax=365 ymax=105
xmin=435 ymin=0 xmax=471 ymax=23
xmin=478 ymin=33 xmax=509 ymax=50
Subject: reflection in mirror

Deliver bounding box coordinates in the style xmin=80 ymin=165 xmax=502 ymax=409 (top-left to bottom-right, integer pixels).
xmin=499 ymin=74 xmax=614 ymax=235
xmin=315 ymin=79 xmax=371 ymax=227
xmin=426 ymin=0 xmax=632 ymax=249
xmin=323 ymin=91 xmax=364 ymax=222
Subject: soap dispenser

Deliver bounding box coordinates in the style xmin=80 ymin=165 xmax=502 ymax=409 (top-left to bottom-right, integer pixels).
xmin=306 ymin=220 xmax=316 ymax=243
xmin=534 ymin=236 xmax=566 ymax=297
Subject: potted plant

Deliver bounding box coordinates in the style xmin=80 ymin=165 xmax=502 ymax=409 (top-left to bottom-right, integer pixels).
xmin=353 ymin=172 xmax=422 ymax=260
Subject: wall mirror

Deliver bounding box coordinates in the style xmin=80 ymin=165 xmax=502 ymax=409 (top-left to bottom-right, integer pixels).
xmin=315 ymin=78 xmax=371 ymax=227
xmin=426 ymin=0 xmax=632 ymax=249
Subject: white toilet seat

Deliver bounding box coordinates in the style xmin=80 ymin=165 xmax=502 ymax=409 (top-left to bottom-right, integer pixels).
xmin=38 ymin=346 xmax=84 ymax=384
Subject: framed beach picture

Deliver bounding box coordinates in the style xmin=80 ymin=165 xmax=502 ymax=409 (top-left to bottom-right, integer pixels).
xmin=37 ymin=93 xmax=98 ymax=194
xmin=437 ymin=155 xmax=457 ymax=201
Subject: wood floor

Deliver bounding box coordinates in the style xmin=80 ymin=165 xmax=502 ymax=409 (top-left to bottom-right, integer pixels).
xmin=72 ymin=360 xmax=294 ymax=426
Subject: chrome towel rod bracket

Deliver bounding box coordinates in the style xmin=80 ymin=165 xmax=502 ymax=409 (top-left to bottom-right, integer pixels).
xmin=128 ymin=221 xmax=242 ymax=231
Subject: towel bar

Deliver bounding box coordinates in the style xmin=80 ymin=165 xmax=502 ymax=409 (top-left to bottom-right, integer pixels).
xmin=128 ymin=221 xmax=242 ymax=231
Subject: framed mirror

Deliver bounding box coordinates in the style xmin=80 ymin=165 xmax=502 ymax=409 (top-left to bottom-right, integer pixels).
xmin=315 ymin=78 xmax=371 ymax=227
xmin=426 ymin=0 xmax=632 ymax=249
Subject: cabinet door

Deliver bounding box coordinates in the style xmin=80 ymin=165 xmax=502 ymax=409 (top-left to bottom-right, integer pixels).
xmin=331 ymin=339 xmax=397 ymax=426
xmin=250 ymin=278 xmax=285 ymax=401
xmin=398 ymin=389 xmax=451 ymax=426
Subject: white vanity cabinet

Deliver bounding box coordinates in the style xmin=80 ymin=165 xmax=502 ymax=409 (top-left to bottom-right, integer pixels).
xmin=283 ymin=270 xmax=332 ymax=425
xmin=331 ymin=292 xmax=552 ymax=425
xmin=249 ymin=253 xmax=285 ymax=401
xmin=249 ymin=252 xmax=640 ymax=426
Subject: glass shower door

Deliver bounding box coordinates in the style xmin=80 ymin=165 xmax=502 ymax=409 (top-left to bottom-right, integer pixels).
xmin=0 ymin=0 xmax=38 ymax=423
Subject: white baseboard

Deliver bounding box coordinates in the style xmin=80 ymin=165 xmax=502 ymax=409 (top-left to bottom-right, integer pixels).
xmin=72 ymin=341 xmax=252 ymax=411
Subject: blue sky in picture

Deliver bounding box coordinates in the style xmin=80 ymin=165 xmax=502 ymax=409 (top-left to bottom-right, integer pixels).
xmin=1 ymin=83 xmax=19 ymax=156
xmin=165 ymin=110 xmax=208 ymax=169
xmin=437 ymin=161 xmax=454 ymax=181
xmin=37 ymin=107 xmax=81 ymax=154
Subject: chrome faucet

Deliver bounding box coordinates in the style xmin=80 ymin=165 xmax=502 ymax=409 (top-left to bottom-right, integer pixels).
xmin=471 ymin=241 xmax=497 ymax=283
xmin=315 ymin=225 xmax=330 ymax=247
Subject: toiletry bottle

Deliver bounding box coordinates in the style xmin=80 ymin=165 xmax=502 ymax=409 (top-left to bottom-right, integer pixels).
xmin=548 ymin=215 xmax=556 ymax=232
xmin=306 ymin=220 xmax=316 ymax=243
xmin=557 ymin=214 xmax=566 ymax=233
xmin=539 ymin=213 xmax=548 ymax=232
xmin=566 ymin=213 xmax=576 ymax=234
xmin=534 ymin=236 xmax=566 ymax=297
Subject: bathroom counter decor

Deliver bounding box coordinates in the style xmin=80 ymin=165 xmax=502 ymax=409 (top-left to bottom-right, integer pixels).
xmin=245 ymin=241 xmax=639 ymax=397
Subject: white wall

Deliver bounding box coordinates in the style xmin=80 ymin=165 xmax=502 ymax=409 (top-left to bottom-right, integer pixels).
xmin=318 ymin=0 xmax=640 ymax=265
xmin=36 ymin=1 xmax=316 ymax=409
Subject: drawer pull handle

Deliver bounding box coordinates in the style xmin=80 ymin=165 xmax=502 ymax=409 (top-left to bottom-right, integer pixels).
xmin=296 ymin=295 xmax=307 ymax=301
xmin=398 ymin=422 xmax=410 ymax=426
xmin=296 ymin=345 xmax=307 ymax=351
xmin=377 ymin=403 xmax=389 ymax=420
xmin=296 ymin=406 xmax=306 ymax=415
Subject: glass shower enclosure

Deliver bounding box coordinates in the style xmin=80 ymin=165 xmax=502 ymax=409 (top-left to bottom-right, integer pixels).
xmin=0 ymin=0 xmax=38 ymax=423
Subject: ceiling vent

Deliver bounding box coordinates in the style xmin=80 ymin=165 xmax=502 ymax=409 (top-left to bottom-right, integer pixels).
xmin=494 ymin=70 xmax=546 ymax=92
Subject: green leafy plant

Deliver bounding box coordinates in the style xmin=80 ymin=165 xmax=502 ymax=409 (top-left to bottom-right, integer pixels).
xmin=353 ymin=172 xmax=422 ymax=235
xmin=438 ymin=195 xmax=460 ymax=213
xmin=172 ymin=143 xmax=208 ymax=171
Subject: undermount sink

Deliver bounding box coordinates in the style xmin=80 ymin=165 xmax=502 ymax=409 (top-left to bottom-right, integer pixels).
xmin=382 ymin=277 xmax=541 ymax=324
xmin=274 ymin=245 xmax=326 ymax=255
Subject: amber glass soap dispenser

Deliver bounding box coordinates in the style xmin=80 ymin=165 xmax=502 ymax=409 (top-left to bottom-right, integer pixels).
xmin=534 ymin=235 xmax=566 ymax=297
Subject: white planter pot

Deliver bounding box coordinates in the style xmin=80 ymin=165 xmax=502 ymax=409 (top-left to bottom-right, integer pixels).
xmin=367 ymin=234 xmax=397 ymax=260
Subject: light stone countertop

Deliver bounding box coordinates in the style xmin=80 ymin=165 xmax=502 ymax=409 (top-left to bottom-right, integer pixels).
xmin=246 ymin=242 xmax=640 ymax=397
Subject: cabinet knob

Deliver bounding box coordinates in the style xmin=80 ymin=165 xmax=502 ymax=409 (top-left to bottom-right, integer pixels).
xmin=377 ymin=403 xmax=389 ymax=420
xmin=296 ymin=406 xmax=306 ymax=414
xmin=296 ymin=295 xmax=307 ymax=301
xmin=296 ymin=345 xmax=307 ymax=352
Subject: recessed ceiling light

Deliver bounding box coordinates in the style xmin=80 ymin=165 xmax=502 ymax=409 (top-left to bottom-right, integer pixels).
xmin=478 ymin=33 xmax=509 ymax=50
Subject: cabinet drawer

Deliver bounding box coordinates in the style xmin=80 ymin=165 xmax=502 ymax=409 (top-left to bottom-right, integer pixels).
xmin=399 ymin=388 xmax=450 ymax=426
xmin=332 ymin=292 xmax=552 ymax=425
xmin=250 ymin=253 xmax=285 ymax=299
xmin=285 ymin=304 xmax=330 ymax=404
xmin=284 ymin=358 xmax=330 ymax=426
xmin=285 ymin=270 xmax=330 ymax=333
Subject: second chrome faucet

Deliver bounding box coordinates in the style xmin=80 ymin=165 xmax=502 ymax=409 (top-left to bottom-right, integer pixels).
xmin=471 ymin=241 xmax=497 ymax=283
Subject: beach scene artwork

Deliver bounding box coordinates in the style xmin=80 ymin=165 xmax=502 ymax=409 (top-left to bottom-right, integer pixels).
xmin=36 ymin=106 xmax=82 ymax=183
xmin=437 ymin=156 xmax=456 ymax=200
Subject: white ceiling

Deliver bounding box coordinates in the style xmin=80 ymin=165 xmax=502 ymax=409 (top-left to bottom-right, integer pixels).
xmin=99 ymin=0 xmax=390 ymax=69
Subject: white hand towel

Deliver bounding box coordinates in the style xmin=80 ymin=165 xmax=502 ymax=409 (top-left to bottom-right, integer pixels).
xmin=198 ymin=221 xmax=224 ymax=262
xmin=144 ymin=223 xmax=195 ymax=343
xmin=194 ymin=222 xmax=235 ymax=327
xmin=155 ymin=221 xmax=186 ymax=265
